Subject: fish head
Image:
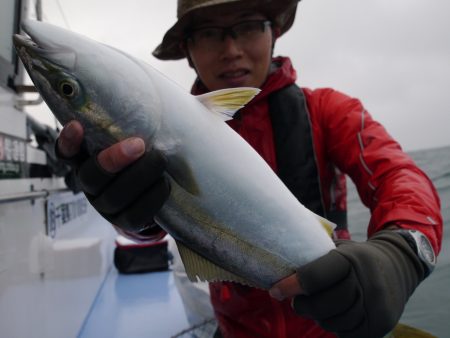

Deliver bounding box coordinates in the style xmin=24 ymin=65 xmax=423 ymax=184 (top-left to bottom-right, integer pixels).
xmin=13 ymin=20 xmax=161 ymax=153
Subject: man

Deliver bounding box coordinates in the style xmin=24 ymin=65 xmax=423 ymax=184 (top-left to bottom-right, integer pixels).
xmin=57 ymin=0 xmax=442 ymax=337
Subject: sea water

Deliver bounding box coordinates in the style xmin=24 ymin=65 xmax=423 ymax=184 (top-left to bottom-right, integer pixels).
xmin=347 ymin=145 xmax=450 ymax=337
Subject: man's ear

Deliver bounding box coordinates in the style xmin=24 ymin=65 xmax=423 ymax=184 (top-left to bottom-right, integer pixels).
xmin=187 ymin=54 xmax=195 ymax=69
xmin=272 ymin=26 xmax=281 ymax=40
xmin=179 ymin=42 xmax=195 ymax=69
xmin=271 ymin=27 xmax=281 ymax=54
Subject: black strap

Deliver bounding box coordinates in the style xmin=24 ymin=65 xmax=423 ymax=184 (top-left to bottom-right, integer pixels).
xmin=268 ymin=84 xmax=326 ymax=217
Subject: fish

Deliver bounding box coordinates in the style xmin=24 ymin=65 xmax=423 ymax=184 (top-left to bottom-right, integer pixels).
xmin=13 ymin=20 xmax=335 ymax=289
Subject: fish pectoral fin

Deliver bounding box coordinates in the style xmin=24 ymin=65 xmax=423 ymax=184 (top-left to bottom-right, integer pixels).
xmin=196 ymin=87 xmax=261 ymax=121
xmin=176 ymin=240 xmax=255 ymax=286
xmin=168 ymin=156 xmax=200 ymax=196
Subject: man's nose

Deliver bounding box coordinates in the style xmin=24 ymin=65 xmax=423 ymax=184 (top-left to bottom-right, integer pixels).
xmin=220 ymin=34 xmax=243 ymax=58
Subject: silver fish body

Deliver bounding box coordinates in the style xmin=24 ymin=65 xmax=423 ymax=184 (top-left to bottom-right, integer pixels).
xmin=14 ymin=20 xmax=335 ymax=289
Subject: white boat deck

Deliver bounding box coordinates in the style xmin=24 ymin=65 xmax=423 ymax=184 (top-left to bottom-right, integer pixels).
xmin=79 ymin=268 xmax=190 ymax=338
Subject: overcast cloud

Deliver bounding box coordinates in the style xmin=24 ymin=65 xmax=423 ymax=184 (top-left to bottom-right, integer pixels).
xmin=28 ymin=0 xmax=450 ymax=151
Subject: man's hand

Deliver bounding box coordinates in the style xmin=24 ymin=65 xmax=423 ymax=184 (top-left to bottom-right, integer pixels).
xmin=57 ymin=120 xmax=147 ymax=173
xmin=269 ymin=230 xmax=426 ymax=338
xmin=57 ymin=120 xmax=170 ymax=239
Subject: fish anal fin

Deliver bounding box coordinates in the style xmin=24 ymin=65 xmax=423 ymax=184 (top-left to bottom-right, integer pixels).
xmin=176 ymin=240 xmax=255 ymax=287
xmin=196 ymin=87 xmax=261 ymax=121
xmin=392 ymin=322 xmax=436 ymax=337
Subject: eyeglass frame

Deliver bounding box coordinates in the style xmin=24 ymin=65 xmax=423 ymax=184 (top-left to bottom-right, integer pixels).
xmin=185 ymin=20 xmax=272 ymax=48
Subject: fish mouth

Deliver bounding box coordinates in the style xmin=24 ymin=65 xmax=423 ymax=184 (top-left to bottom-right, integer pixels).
xmin=14 ymin=34 xmax=60 ymax=99
xmin=13 ymin=33 xmax=42 ymax=67
xmin=13 ymin=20 xmax=54 ymax=54
xmin=13 ymin=33 xmax=38 ymax=50
xmin=13 ymin=20 xmax=48 ymax=62
xmin=13 ymin=21 xmax=77 ymax=72
xmin=13 ymin=33 xmax=60 ymax=85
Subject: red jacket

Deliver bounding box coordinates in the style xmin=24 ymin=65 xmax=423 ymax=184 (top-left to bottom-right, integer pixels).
xmin=191 ymin=57 xmax=443 ymax=338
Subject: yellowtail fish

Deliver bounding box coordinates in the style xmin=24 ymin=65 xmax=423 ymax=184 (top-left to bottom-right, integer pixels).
xmin=14 ymin=20 xmax=335 ymax=289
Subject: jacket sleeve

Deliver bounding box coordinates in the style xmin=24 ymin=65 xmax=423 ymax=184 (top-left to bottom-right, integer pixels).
xmin=313 ymin=88 xmax=443 ymax=253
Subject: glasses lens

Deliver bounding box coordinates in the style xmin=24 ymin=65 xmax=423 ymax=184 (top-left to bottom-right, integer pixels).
xmin=234 ymin=21 xmax=265 ymax=38
xmin=191 ymin=27 xmax=222 ymax=46
xmin=189 ymin=20 xmax=270 ymax=50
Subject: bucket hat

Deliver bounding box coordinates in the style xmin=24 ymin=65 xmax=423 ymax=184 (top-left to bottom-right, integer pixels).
xmin=153 ymin=0 xmax=300 ymax=60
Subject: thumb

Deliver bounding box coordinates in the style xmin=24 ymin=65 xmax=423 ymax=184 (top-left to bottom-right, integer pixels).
xmin=97 ymin=138 xmax=145 ymax=174
xmin=269 ymin=273 xmax=305 ymax=301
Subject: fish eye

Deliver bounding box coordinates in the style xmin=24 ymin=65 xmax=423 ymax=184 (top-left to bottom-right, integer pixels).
xmin=58 ymin=80 xmax=78 ymax=98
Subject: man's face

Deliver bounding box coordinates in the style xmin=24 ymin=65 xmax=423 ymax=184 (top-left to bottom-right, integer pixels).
xmin=186 ymin=8 xmax=275 ymax=91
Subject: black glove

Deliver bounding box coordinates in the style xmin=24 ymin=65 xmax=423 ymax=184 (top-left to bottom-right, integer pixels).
xmin=292 ymin=230 xmax=426 ymax=338
xmin=56 ymin=141 xmax=170 ymax=236
xmin=78 ymin=150 xmax=170 ymax=234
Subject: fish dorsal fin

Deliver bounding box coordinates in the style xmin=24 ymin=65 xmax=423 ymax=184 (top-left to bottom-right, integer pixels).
xmin=176 ymin=240 xmax=256 ymax=287
xmin=196 ymin=87 xmax=261 ymax=121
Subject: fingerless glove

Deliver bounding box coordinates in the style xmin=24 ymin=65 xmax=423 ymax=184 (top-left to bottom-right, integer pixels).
xmin=292 ymin=230 xmax=426 ymax=338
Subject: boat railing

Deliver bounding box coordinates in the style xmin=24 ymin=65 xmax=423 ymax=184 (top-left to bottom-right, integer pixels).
xmin=0 ymin=188 xmax=69 ymax=204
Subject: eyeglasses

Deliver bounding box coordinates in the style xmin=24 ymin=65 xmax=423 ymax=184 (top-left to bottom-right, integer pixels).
xmin=186 ymin=20 xmax=271 ymax=50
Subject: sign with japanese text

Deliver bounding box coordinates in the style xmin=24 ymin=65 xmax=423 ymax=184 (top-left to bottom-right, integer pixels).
xmin=46 ymin=191 xmax=89 ymax=239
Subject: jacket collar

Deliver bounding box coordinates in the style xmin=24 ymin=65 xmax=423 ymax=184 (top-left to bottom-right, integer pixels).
xmin=190 ymin=56 xmax=297 ymax=103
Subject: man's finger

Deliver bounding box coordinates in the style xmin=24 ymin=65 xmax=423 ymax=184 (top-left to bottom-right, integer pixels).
xmin=97 ymin=137 xmax=145 ymax=173
xmin=57 ymin=120 xmax=84 ymax=158
xmin=269 ymin=273 xmax=304 ymax=301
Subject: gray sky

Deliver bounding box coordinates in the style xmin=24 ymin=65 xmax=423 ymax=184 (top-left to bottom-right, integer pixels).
xmin=28 ymin=0 xmax=450 ymax=151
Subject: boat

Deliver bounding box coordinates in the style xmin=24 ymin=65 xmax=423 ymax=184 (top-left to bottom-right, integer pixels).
xmin=0 ymin=1 xmax=199 ymax=337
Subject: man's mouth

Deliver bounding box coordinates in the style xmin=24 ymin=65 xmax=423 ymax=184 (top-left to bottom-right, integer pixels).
xmin=220 ymin=69 xmax=250 ymax=80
